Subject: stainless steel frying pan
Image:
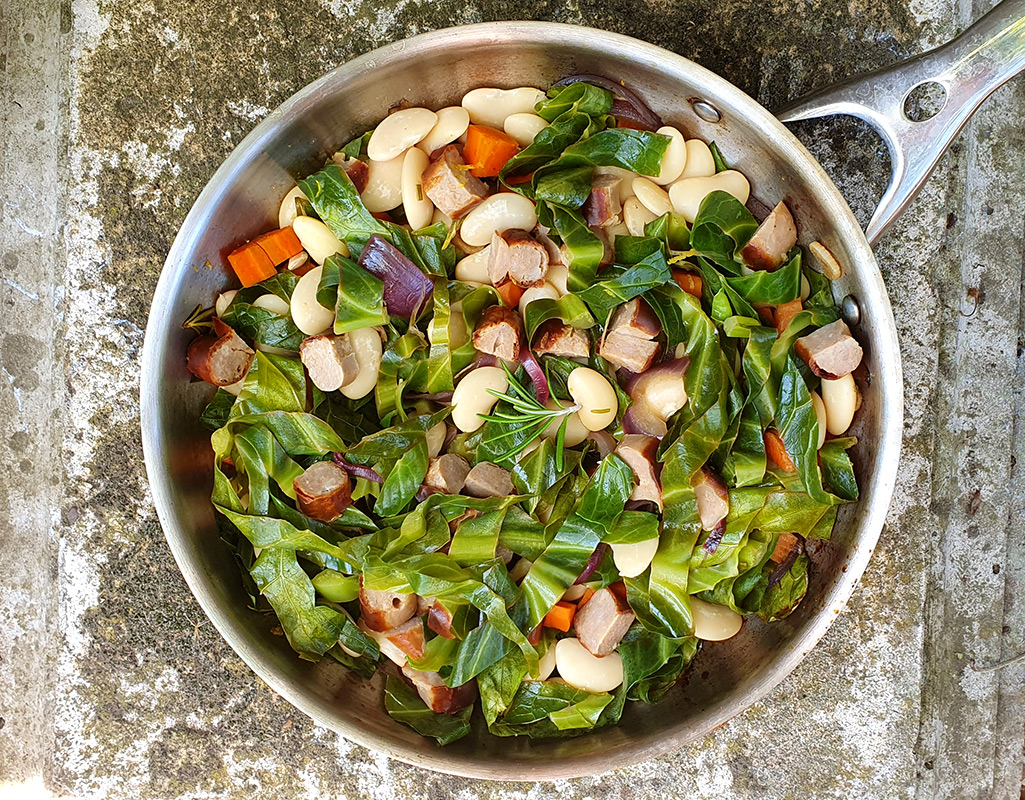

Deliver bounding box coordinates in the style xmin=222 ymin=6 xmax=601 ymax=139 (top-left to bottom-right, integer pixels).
xmin=140 ymin=3 xmax=1025 ymax=780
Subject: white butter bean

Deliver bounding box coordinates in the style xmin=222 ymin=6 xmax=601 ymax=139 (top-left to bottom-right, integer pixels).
xmin=533 ymin=642 xmax=558 ymax=680
xmin=426 ymin=421 xmax=447 ymax=458
xmin=432 ymin=207 xmax=454 ymax=228
xmin=278 ymin=186 xmax=308 ymax=229
xmin=292 ymin=216 xmax=348 ymax=265
xmin=252 ymin=293 xmax=290 ymax=316
xmin=547 ymin=263 xmax=570 ymax=295
xmin=290 ymin=266 xmax=335 ymax=336
xmin=811 ymin=390 xmax=828 ymax=449
xmin=623 ymin=197 xmax=657 ymax=237
xmin=542 ymin=402 xmax=588 ymax=446
xmin=668 ymin=170 xmax=751 ymax=222
xmin=361 ymin=152 xmax=405 ymax=212
xmin=451 ymin=366 xmax=508 ymax=432
xmin=653 ymin=126 xmax=688 ymax=185
xmin=690 ymin=596 xmax=743 ymax=641
xmin=563 ymin=583 xmax=589 ymax=601
xmin=611 ymin=538 xmax=659 ymax=578
xmin=809 ymin=241 xmax=843 ymax=280
xmin=679 ymin=139 xmax=716 ymax=179
xmin=286 ymin=252 xmax=309 ymax=273
xmin=800 ymin=273 xmax=811 ymax=301
xmin=555 ymin=638 xmax=624 ymax=692
xmin=419 ymin=106 xmax=470 ymax=155
xmin=632 ymin=177 xmax=673 ymax=217
xmin=367 ymin=107 xmax=437 ymax=162
xmin=509 ymin=557 xmax=533 ymax=583
xmin=215 ymin=290 xmax=237 ymax=318
xmin=454 ymin=245 xmax=492 ymax=284
xmin=503 ymin=112 xmax=548 ymax=147
xmin=460 ymin=193 xmax=538 ymax=247
xmin=448 ymin=301 xmax=469 ymax=349
xmin=567 ymin=367 xmax=618 ymax=431
xmin=606 ymin=221 xmax=630 ymax=240
xmin=401 ymin=147 xmax=434 ymax=230
xmin=341 ymin=327 xmax=384 ymax=400
xmin=461 ymin=86 xmax=546 ymax=128
xmin=821 ymin=373 xmax=857 ymax=435
xmin=518 ymin=282 xmax=560 ymax=316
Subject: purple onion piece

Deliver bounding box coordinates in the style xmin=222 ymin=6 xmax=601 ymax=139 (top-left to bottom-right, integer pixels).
xmin=332 ymin=453 xmax=384 ymax=484
xmin=554 ymin=74 xmax=663 ymax=131
xmin=358 ymin=234 xmax=433 ymax=319
xmin=519 ymin=347 xmax=550 ymax=406
xmin=575 ymin=543 xmax=609 ymax=585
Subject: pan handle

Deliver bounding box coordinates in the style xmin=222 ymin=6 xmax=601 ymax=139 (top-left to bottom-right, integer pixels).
xmin=776 ymin=0 xmax=1025 ymax=244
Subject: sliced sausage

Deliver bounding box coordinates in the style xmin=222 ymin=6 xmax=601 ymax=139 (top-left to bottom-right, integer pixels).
xmin=186 ymin=319 xmax=254 ymax=387
xmin=599 ymin=331 xmax=660 ymax=373
xmin=609 ymin=298 xmax=661 ymax=339
xmin=421 ymin=144 xmax=489 ymax=219
xmin=774 ymin=297 xmax=803 ymax=335
xmin=583 ymin=174 xmax=623 ymax=228
xmin=463 ymin=461 xmax=514 ymax=498
xmin=422 ymin=454 xmax=471 ymax=495
xmin=740 ymin=200 xmax=797 ymax=271
xmin=300 ymin=334 xmax=359 ymax=392
xmin=401 ymin=664 xmax=477 ymax=714
xmin=293 ymin=460 xmax=352 ymax=522
xmin=533 ymin=321 xmax=590 ymax=359
xmin=488 ymin=229 xmax=549 ymax=288
xmin=471 ymin=305 xmax=524 ymax=363
xmin=573 ymin=586 xmax=635 ymax=657
xmin=331 ymin=154 xmax=371 ymax=194
xmin=693 ymin=466 xmax=729 ymax=531
xmin=358 ymin=576 xmax=418 ymax=632
xmin=794 ymin=319 xmax=864 ymax=379
xmin=358 ymin=616 xmax=425 ymax=666
xmin=615 ymin=434 xmax=663 ymax=510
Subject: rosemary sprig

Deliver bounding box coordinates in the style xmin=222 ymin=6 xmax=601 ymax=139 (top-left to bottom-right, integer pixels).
xmin=478 ymin=362 xmax=579 ymax=468
xmin=182 ymin=303 xmax=215 ymax=332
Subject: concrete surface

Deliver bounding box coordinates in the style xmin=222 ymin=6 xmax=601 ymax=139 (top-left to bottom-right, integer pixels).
xmin=1 ymin=0 xmax=1023 ymax=797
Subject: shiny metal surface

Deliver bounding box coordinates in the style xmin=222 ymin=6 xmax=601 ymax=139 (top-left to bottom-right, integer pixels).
xmin=141 ymin=22 xmax=904 ymax=780
xmin=778 ymin=0 xmax=1025 ymax=243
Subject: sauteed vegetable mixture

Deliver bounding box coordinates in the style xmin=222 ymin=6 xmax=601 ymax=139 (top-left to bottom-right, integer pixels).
xmin=184 ymin=78 xmax=863 ymax=743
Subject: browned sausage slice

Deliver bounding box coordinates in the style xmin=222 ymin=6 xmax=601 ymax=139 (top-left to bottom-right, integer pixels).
xmin=293 ymin=460 xmax=352 ymax=522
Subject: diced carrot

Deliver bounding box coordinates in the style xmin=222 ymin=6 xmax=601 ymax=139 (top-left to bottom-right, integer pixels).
xmin=755 ymin=305 xmax=776 ymax=326
xmin=764 ymin=429 xmax=796 ymax=472
xmin=671 ymin=269 xmax=703 ymax=299
xmin=464 ymin=124 xmax=521 ymax=178
xmin=543 ymin=601 xmax=576 ymax=632
xmin=769 ymin=532 xmax=800 ymax=564
xmin=254 ymin=227 xmax=303 ymax=266
xmin=774 ymin=298 xmax=803 ymax=335
xmin=494 ymin=278 xmax=524 ymax=309
xmin=227 ymin=241 xmax=276 ymax=288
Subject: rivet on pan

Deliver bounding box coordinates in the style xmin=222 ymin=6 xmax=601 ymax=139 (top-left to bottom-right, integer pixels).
xmin=841 ymin=294 xmax=861 ymax=326
xmin=691 ymin=99 xmax=722 ymax=123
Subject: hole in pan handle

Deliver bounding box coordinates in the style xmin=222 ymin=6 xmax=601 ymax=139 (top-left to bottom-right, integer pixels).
xmin=775 ymin=0 xmax=1025 ymax=245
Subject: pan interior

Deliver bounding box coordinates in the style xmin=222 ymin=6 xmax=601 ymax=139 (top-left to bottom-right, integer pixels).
xmin=141 ymin=22 xmax=902 ymax=780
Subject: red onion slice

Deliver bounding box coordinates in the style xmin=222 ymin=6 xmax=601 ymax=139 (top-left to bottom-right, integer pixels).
xmin=554 ymin=74 xmax=663 ymax=131
xmin=358 ymin=234 xmax=433 ymax=319
xmin=519 ymin=347 xmax=550 ymax=406
xmin=332 ymin=453 xmax=384 ymax=484
xmin=575 ymin=543 xmax=609 ymax=584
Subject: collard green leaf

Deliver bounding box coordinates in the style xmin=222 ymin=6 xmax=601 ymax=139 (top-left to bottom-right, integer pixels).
xmin=384 ymin=674 xmax=472 ymax=745
xmin=604 ymin=510 xmax=660 ymax=545
xmin=819 ymin=437 xmax=859 ymax=501
xmin=548 ymin=692 xmax=614 ymax=730
xmin=690 ymin=191 xmax=758 ymax=268
xmin=318 ymin=254 xmax=388 ymax=333
xmin=574 ymin=250 xmax=672 ymax=323
xmin=522 ymin=294 xmax=596 ymax=341
xmin=233 ymin=352 xmax=309 ymax=415
xmin=374 ymin=439 xmax=429 ymax=516
xmin=427 ymin=278 xmax=455 ymax=393
xmin=759 ymin=551 xmax=810 ymax=622
xmin=200 ymin=389 xmax=235 ymax=431
xmin=298 ymin=164 xmax=389 ymax=256
xmin=249 ymin=548 xmax=350 ymax=660
xmin=726 ymin=250 xmax=801 ymax=305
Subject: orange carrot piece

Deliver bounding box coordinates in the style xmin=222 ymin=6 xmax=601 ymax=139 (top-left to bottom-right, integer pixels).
xmin=774 ymin=298 xmax=803 ymax=335
xmin=254 ymin=227 xmax=303 ymax=266
xmin=227 ymin=241 xmax=276 ymax=288
xmin=671 ymin=269 xmax=703 ymax=299
xmin=494 ymin=279 xmax=524 ymax=309
xmin=755 ymin=305 xmax=776 ymax=326
xmin=577 ymin=587 xmax=596 ymax=608
xmin=764 ymin=429 xmax=797 ymax=472
xmin=464 ymin=124 xmax=521 ymax=178
xmin=543 ymin=601 xmax=576 ymax=632
xmin=505 ymin=172 xmax=534 ymax=186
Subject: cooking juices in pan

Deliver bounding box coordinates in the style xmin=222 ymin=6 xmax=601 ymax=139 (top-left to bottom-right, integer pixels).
xmin=182 ymin=79 xmax=864 ymax=743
